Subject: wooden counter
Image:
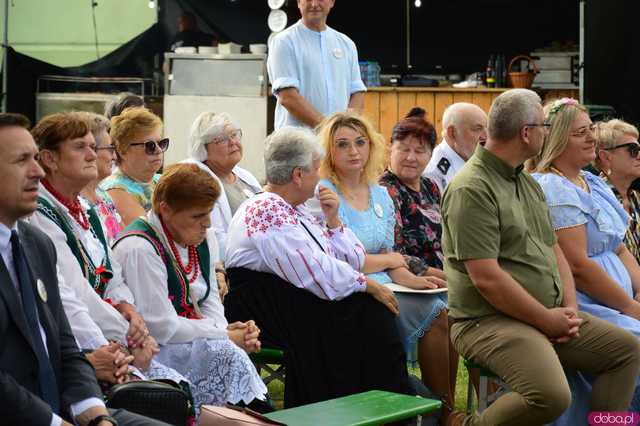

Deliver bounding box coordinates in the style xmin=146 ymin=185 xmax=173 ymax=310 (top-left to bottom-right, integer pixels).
xmin=362 ymin=86 xmax=578 ymax=141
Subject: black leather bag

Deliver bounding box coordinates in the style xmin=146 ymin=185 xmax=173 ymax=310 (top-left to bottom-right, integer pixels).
xmin=105 ymin=379 xmax=194 ymax=426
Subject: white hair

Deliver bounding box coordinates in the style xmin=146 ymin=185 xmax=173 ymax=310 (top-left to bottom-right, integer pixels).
xmin=264 ymin=126 xmax=324 ymax=185
xmin=187 ymin=111 xmax=240 ymax=161
xmin=442 ymin=102 xmax=486 ymax=134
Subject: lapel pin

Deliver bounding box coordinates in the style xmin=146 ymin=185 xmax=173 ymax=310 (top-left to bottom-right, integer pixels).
xmin=374 ymin=203 xmax=384 ymax=218
xmin=37 ymin=279 xmax=48 ymax=303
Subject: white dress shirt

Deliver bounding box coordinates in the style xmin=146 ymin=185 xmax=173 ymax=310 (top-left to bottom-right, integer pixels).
xmin=423 ymin=138 xmax=467 ymax=194
xmin=0 ymin=222 xmax=104 ymax=426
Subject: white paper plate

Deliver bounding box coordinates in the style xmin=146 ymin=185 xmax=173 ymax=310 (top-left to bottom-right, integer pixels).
xmin=268 ymin=9 xmax=288 ymax=33
xmin=268 ymin=0 xmax=285 ymax=9
xmin=385 ymin=283 xmax=448 ymax=294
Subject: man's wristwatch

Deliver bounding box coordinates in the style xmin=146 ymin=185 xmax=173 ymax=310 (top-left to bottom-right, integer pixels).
xmin=87 ymin=414 xmax=118 ymax=426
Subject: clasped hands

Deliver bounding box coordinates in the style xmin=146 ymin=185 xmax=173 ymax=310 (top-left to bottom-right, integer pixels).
xmin=228 ymin=320 xmax=261 ymax=353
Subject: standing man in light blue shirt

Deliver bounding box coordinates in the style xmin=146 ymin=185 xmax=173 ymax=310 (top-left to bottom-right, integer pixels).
xmin=268 ymin=0 xmax=366 ymax=130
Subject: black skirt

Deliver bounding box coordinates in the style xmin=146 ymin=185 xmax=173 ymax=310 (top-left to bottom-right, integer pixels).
xmin=224 ymin=267 xmax=411 ymax=408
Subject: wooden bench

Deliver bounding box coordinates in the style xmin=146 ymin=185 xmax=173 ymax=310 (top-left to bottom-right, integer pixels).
xmin=264 ymin=390 xmax=442 ymax=426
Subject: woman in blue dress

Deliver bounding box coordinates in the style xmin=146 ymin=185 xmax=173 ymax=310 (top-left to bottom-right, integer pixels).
xmin=316 ymin=111 xmax=456 ymax=423
xmin=529 ymin=98 xmax=640 ymax=423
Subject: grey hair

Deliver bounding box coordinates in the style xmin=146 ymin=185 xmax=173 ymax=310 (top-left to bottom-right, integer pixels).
xmin=442 ymin=102 xmax=483 ymax=133
xmin=489 ymin=89 xmax=542 ymax=141
xmin=188 ymin=111 xmax=240 ymax=161
xmin=264 ymin=126 xmax=324 ymax=185
xmin=74 ymin=111 xmax=110 ymax=146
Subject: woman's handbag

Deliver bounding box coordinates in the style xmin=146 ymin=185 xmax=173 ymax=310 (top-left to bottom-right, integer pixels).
xmin=105 ymin=379 xmax=195 ymax=426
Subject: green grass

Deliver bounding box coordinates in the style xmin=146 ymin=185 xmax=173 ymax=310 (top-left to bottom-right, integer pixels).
xmin=263 ymin=359 xmax=471 ymax=412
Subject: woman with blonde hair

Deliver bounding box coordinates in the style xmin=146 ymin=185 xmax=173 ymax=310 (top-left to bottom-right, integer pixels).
xmin=316 ymin=111 xmax=454 ymax=422
xmin=594 ymin=119 xmax=640 ymax=263
xmin=530 ymin=98 xmax=640 ymax=419
xmin=101 ymin=107 xmax=168 ymax=226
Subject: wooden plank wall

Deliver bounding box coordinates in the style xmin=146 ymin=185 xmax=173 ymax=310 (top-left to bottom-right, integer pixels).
xmin=363 ymin=90 xmax=501 ymax=142
xmin=363 ymin=88 xmax=578 ymax=142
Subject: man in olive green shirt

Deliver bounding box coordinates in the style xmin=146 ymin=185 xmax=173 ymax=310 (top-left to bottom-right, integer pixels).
xmin=442 ymin=89 xmax=640 ymax=426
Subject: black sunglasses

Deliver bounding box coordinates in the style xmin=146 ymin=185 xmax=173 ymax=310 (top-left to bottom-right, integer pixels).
xmin=129 ymin=138 xmax=170 ymax=155
xmin=604 ymin=142 xmax=640 ymax=158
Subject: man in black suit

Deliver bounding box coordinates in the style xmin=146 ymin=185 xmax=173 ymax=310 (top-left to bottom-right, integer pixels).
xmin=0 ymin=113 xmax=167 ymax=426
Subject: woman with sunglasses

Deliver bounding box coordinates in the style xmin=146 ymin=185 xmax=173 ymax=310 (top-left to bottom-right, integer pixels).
xmin=101 ymin=107 xmax=169 ymax=226
xmin=528 ymin=98 xmax=640 ymax=421
xmin=595 ymin=119 xmax=640 ymax=265
xmin=77 ymin=112 xmax=123 ymax=243
xmin=183 ymin=112 xmax=261 ymax=260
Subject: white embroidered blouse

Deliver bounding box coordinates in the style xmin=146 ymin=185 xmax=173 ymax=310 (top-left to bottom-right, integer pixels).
xmin=29 ymin=186 xmax=134 ymax=349
xmin=225 ymin=192 xmax=368 ymax=300
xmin=112 ymin=211 xmax=229 ymax=345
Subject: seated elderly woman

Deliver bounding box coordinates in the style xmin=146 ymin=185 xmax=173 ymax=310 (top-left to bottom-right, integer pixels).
xmin=78 ymin=112 xmax=123 ymax=243
xmin=28 ymin=112 xmax=187 ymax=387
xmin=182 ymin=111 xmax=261 ymax=259
xmin=528 ymin=98 xmax=640 ymax=421
xmin=112 ymin=163 xmax=268 ymax=411
xmin=101 ymin=107 xmax=168 ymax=226
xmin=595 ymin=119 xmax=640 ymax=264
xmin=224 ymin=126 xmax=411 ymax=408
xmin=378 ymin=107 xmax=458 ymax=420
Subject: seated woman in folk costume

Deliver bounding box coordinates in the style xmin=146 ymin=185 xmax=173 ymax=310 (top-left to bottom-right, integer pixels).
xmin=28 ymin=112 xmax=188 ymax=389
xmin=224 ymin=126 xmax=411 ymax=408
xmin=112 ymin=163 xmax=269 ymax=412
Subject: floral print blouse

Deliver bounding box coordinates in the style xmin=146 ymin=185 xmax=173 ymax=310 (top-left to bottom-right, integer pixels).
xmin=379 ymin=170 xmax=444 ymax=272
xmin=602 ymin=173 xmax=640 ymax=264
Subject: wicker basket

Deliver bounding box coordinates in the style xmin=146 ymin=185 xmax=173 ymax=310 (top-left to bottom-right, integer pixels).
xmin=508 ymin=55 xmax=539 ymax=88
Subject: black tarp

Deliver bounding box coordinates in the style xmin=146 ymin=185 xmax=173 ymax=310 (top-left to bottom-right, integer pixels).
xmin=584 ymin=0 xmax=640 ymax=128
xmin=6 ymin=23 xmax=166 ymax=123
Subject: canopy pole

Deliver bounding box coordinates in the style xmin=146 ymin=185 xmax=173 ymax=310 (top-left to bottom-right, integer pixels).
xmin=2 ymin=0 xmax=9 ymax=112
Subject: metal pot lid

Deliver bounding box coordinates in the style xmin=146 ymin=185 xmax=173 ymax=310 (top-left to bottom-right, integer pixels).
xmin=268 ymin=9 xmax=288 ymax=33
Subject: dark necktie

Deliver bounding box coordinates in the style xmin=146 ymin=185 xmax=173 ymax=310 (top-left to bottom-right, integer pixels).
xmin=10 ymin=230 xmax=60 ymax=414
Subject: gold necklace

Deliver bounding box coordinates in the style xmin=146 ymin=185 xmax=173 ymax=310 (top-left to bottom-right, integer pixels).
xmin=549 ymin=166 xmax=589 ymax=192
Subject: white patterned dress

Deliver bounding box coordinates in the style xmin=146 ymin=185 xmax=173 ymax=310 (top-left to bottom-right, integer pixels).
xmin=112 ymin=212 xmax=267 ymax=409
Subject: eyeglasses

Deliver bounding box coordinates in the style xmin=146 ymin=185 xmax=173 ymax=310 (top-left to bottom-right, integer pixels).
xmin=129 ymin=138 xmax=170 ymax=155
xmin=335 ymin=137 xmax=369 ymax=150
xmin=211 ymin=129 xmax=242 ymax=145
xmin=95 ymin=145 xmax=116 ymax=153
xmin=525 ymin=123 xmax=552 ymax=131
xmin=604 ymin=142 xmax=640 ymax=158
xmin=570 ymin=124 xmax=596 ymax=138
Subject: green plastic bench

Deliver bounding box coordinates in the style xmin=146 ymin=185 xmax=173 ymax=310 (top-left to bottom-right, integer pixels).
xmin=264 ymin=390 xmax=441 ymax=426
xmin=250 ymin=347 xmax=285 ymax=386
